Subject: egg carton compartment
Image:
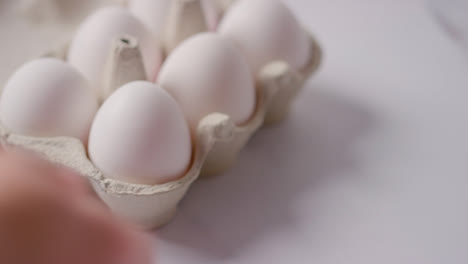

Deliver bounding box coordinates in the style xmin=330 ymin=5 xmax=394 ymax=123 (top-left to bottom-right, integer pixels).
xmin=0 ymin=1 xmax=322 ymax=229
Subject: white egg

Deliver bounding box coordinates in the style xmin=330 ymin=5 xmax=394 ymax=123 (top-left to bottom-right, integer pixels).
xmin=0 ymin=58 xmax=98 ymax=142
xmin=218 ymin=0 xmax=310 ymax=75
xmin=128 ymin=0 xmax=170 ymax=41
xmin=68 ymin=6 xmax=162 ymax=97
xmin=88 ymin=81 xmax=192 ymax=185
xmin=158 ymin=33 xmax=256 ymax=131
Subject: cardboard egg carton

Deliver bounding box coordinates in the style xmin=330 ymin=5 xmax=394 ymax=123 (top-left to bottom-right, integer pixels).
xmin=0 ymin=0 xmax=322 ymax=229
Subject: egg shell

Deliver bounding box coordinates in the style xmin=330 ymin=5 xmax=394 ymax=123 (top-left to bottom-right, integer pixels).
xmin=158 ymin=33 xmax=256 ymax=132
xmin=218 ymin=0 xmax=310 ymax=74
xmin=68 ymin=6 xmax=162 ymax=97
xmin=128 ymin=0 xmax=170 ymax=43
xmin=88 ymin=81 xmax=192 ymax=185
xmin=0 ymin=58 xmax=98 ymax=142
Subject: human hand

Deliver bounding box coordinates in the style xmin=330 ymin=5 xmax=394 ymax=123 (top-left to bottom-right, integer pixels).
xmin=0 ymin=149 xmax=155 ymax=264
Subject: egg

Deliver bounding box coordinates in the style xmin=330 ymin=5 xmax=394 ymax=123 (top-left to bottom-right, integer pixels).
xmin=158 ymin=33 xmax=255 ymax=131
xmin=218 ymin=0 xmax=310 ymax=75
xmin=68 ymin=6 xmax=162 ymax=97
xmin=0 ymin=58 xmax=98 ymax=142
xmin=88 ymin=81 xmax=191 ymax=185
xmin=128 ymin=0 xmax=170 ymax=42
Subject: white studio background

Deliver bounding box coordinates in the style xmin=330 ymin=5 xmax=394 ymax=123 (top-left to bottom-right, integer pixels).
xmin=1 ymin=0 xmax=467 ymax=263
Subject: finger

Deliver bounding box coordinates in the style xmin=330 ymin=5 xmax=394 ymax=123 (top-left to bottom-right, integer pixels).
xmin=73 ymin=194 xmax=155 ymax=264
xmin=118 ymin=229 xmax=155 ymax=264
xmin=107 ymin=223 xmax=156 ymax=264
xmin=0 ymin=148 xmax=91 ymax=195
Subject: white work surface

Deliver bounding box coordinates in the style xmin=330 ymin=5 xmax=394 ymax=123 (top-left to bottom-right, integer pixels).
xmin=1 ymin=0 xmax=468 ymax=263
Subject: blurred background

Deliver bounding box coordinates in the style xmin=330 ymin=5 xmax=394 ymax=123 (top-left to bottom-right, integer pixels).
xmin=1 ymin=0 xmax=467 ymax=263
